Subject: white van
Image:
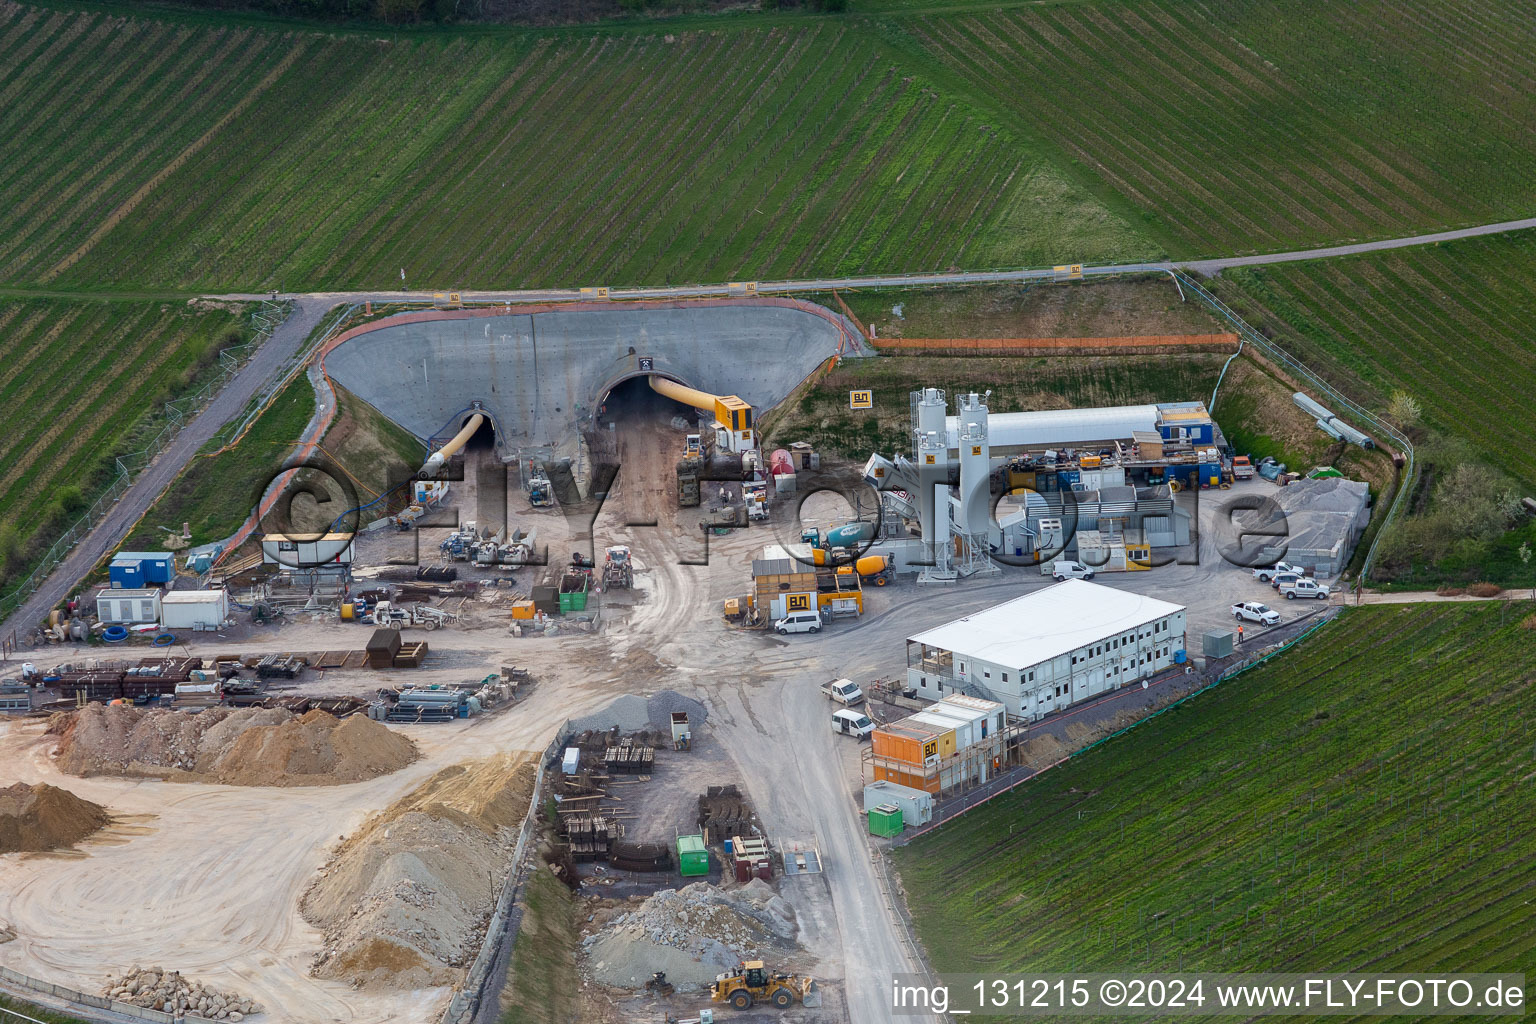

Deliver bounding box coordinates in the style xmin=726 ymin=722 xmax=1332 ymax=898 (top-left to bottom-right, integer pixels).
xmin=831 ymin=708 xmax=874 ymax=740
xmin=775 ymin=610 xmax=823 ymax=635
xmin=1052 ymin=559 xmax=1095 ymax=581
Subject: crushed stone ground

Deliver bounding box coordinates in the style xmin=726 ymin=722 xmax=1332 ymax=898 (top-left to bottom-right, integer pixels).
xmin=584 ymin=879 xmax=797 ymax=990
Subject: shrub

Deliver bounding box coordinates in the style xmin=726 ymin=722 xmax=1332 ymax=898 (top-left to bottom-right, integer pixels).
xmin=1467 ymin=582 xmax=1503 ymax=598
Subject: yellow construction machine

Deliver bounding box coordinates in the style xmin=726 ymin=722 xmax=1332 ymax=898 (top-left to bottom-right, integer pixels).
xmin=710 ymin=960 xmax=820 ymax=1010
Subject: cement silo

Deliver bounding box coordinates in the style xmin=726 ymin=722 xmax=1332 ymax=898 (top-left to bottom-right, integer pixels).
xmin=956 ymin=392 xmax=992 ymax=543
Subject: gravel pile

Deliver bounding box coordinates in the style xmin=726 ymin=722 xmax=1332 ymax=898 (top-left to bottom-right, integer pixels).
xmin=584 ymin=880 xmax=795 ymax=990
xmin=567 ymin=694 xmax=652 ymax=735
xmin=103 ymin=966 xmax=261 ymax=1020
xmin=647 ymin=691 xmax=708 ymax=732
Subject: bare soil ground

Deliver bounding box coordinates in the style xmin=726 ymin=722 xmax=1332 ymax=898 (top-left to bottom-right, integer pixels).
xmin=841 ymin=278 xmax=1222 ymax=341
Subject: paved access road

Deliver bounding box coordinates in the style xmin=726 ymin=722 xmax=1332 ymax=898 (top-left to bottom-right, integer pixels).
xmin=215 ymin=216 xmax=1536 ymax=308
xmin=0 ymin=297 xmax=334 ymax=643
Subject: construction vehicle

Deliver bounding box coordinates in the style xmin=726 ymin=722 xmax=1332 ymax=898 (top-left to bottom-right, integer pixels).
xmin=440 ymin=521 xmax=480 ymax=561
xmin=602 ymin=546 xmax=633 ymax=589
xmin=710 ymin=961 xmax=819 ymax=1011
xmin=372 ymin=601 xmax=456 ymax=630
xmin=837 ymin=553 xmax=892 ymax=586
xmin=645 ymin=971 xmax=675 ymax=997
xmin=742 ymin=480 xmax=768 ymax=521
xmin=683 ymin=433 xmax=703 ymax=460
xmin=528 ymin=474 xmax=554 ymax=508
xmin=1231 ymin=455 xmax=1255 ymax=480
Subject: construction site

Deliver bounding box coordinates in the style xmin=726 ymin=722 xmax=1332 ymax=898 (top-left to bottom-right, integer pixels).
xmin=0 ymin=293 xmax=1367 ymax=1024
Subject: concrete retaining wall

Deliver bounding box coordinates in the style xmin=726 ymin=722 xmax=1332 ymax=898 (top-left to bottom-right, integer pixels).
xmin=0 ymin=965 xmax=173 ymax=1023
xmin=322 ymin=298 xmax=857 ymax=456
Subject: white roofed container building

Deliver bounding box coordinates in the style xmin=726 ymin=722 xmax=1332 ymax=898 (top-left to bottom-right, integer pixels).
xmin=905 ymin=579 xmax=1187 ymax=720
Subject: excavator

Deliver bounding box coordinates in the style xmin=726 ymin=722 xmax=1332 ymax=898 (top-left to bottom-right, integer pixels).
xmin=710 ymin=960 xmax=820 ymax=1011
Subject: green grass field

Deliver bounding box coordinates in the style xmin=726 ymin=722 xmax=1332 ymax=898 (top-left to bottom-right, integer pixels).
xmin=9 ymin=0 xmax=1535 ymax=293
xmin=0 ymin=297 xmax=246 ymax=591
xmin=894 ymin=602 xmax=1536 ymax=984
xmin=0 ymin=6 xmax=1143 ymax=291
xmin=893 ymin=0 xmax=1536 ymax=257
xmin=121 ymin=373 xmax=317 ymax=550
xmin=1218 ymin=231 xmax=1536 ymax=490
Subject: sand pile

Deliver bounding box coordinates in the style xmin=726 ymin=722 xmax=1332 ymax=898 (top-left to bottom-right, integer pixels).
xmin=103 ymin=966 xmax=261 ymax=1020
xmin=302 ymin=754 xmax=537 ymax=990
xmin=585 ymin=880 xmax=797 ymax=989
xmin=48 ymin=705 xmax=417 ymax=786
xmin=0 ymin=782 xmax=111 ymax=853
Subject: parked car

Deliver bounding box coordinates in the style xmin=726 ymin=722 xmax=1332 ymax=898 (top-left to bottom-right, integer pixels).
xmin=1232 ymin=601 xmax=1281 ymax=625
xmin=1270 ymin=571 xmax=1305 ymax=591
xmin=831 ymin=708 xmax=875 ymax=740
xmin=1052 ymin=560 xmax=1095 ymax=581
xmin=1253 ymin=561 xmax=1302 ymax=583
xmin=820 ymin=678 xmax=865 ymax=705
xmin=775 ymin=610 xmax=823 ymax=635
xmin=1281 ymin=578 xmax=1332 ymax=600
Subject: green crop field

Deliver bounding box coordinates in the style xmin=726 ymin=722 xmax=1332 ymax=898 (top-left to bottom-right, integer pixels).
xmin=894 ymin=602 xmax=1536 ymax=986
xmin=894 ymin=0 xmax=1536 ymax=256
xmin=1218 ymin=231 xmax=1536 ymax=489
xmin=0 ymin=6 xmax=1144 ymax=292
xmin=0 ymin=297 xmax=246 ymax=593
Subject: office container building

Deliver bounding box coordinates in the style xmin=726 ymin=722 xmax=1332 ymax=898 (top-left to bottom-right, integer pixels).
xmin=906 ymin=579 xmax=1186 ymax=720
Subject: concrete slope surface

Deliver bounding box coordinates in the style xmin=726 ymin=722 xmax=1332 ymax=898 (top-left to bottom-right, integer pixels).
xmin=322 ymin=300 xmax=855 ymax=451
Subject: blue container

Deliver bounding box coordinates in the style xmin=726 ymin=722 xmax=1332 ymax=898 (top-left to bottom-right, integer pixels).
xmin=117 ymin=550 xmax=174 ymax=583
xmin=1057 ymin=469 xmax=1081 ymax=486
xmin=109 ymin=558 xmax=145 ymax=589
xmin=723 ymin=838 xmax=734 ymax=855
xmin=1173 ymin=649 xmax=1187 ymax=665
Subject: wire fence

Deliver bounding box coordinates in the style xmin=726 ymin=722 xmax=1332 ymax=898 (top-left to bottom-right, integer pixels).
xmin=0 ymin=301 xmax=287 ymax=623
xmin=1169 ymin=272 xmax=1415 ymax=583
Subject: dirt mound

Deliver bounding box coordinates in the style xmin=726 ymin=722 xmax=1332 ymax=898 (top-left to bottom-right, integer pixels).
xmin=0 ymin=782 xmax=111 ymax=853
xmin=302 ymin=755 xmax=537 ymax=990
xmin=104 ymin=966 xmax=261 ymax=1020
xmin=48 ymin=705 xmax=417 ymax=786
xmin=584 ymin=880 xmax=797 ymax=990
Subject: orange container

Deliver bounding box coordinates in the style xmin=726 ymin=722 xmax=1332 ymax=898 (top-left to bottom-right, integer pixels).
xmin=510 ymin=601 xmax=536 ymax=620
xmin=872 ymin=721 xmax=942 ymax=766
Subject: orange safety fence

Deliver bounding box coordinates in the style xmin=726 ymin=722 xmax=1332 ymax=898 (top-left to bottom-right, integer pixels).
xmin=872 ymin=332 xmax=1239 ymax=354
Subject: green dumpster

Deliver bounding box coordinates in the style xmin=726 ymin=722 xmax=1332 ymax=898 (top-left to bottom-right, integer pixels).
xmin=677 ymin=833 xmax=710 ymax=877
xmin=558 ymin=573 xmax=589 ymax=613
xmin=868 ymin=803 xmax=904 ymax=837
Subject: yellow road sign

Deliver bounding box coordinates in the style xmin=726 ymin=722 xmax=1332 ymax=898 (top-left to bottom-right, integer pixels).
xmin=849 ymin=390 xmax=873 ymax=410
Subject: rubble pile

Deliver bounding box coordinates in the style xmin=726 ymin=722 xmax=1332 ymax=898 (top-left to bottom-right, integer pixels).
xmin=48 ymin=704 xmax=417 ymax=786
xmin=103 ymin=966 xmax=261 ymax=1020
xmin=585 ymin=880 xmax=796 ymax=989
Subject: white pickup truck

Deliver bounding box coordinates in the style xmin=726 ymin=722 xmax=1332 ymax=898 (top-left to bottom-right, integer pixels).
xmin=1280 ymin=578 xmax=1332 ymax=600
xmin=1232 ymin=601 xmax=1280 ymax=625
xmin=820 ymin=678 xmax=865 ymax=705
xmin=1252 ymin=561 xmax=1302 ymax=583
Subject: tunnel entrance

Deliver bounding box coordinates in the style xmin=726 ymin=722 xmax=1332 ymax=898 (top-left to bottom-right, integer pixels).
xmin=596 ymin=375 xmax=698 ymax=429
xmin=461 ymin=412 xmax=497 ymax=452
xmin=588 ymin=375 xmax=701 ymax=526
